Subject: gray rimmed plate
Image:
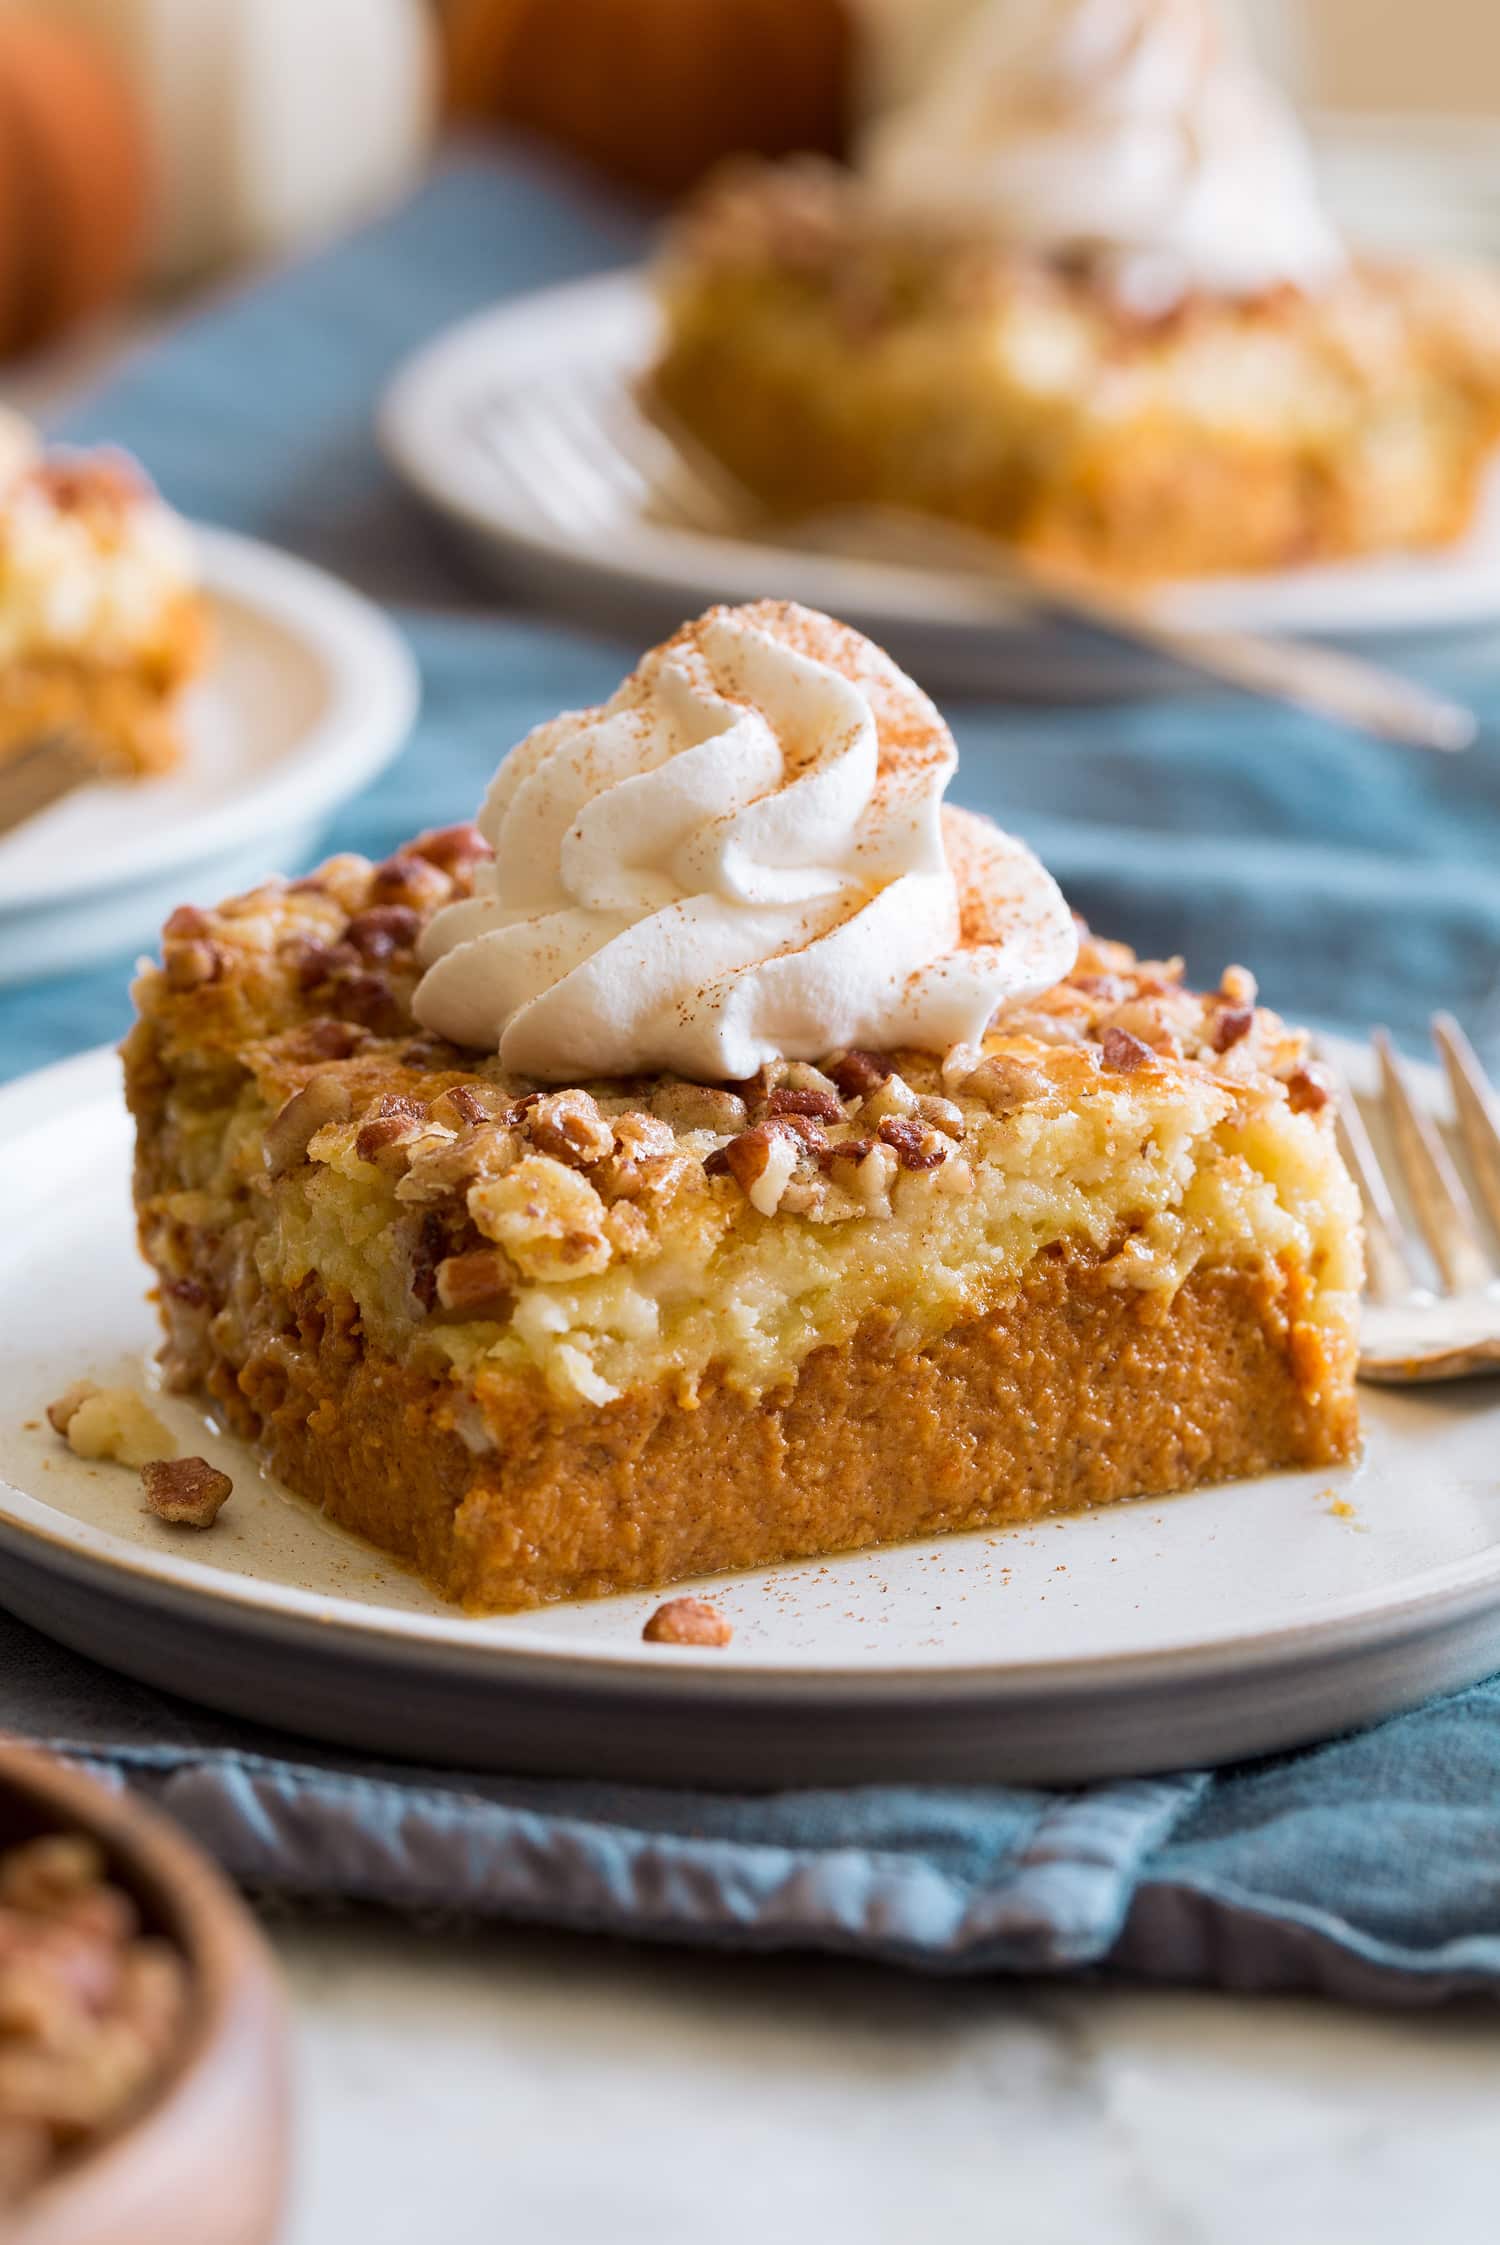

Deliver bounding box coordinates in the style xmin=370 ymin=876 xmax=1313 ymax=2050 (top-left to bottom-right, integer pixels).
xmin=0 ymin=1045 xmax=1497 ymax=1788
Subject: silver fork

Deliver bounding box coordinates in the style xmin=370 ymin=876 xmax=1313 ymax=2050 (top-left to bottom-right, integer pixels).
xmin=477 ymin=361 xmax=1478 ymax=755
xmin=1334 ymin=1015 xmax=1500 ymax=1382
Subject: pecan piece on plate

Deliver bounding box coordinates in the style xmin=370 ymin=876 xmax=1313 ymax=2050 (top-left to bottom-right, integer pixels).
xmin=140 ymin=1455 xmax=233 ymax=1528
xmin=642 ymin=1596 xmax=733 ymax=1647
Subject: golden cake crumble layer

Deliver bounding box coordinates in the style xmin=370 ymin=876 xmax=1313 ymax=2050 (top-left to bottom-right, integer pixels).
xmin=125 ymin=825 xmax=1361 ymax=1611
xmin=650 ymin=161 xmax=1500 ymax=580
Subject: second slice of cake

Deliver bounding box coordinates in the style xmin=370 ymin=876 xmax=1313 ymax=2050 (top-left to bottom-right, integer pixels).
xmin=0 ymin=415 xmax=207 ymax=782
xmin=126 ymin=601 xmax=1361 ymax=1610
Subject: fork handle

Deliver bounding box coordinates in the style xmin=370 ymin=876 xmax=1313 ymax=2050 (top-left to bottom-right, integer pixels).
xmin=1022 ymin=564 xmax=1477 ymax=754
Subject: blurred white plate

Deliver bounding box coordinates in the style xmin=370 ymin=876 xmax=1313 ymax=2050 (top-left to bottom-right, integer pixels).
xmin=0 ymin=1041 xmax=1497 ymax=1789
xmin=0 ymin=526 xmax=419 ymax=984
xmin=381 ymin=270 xmax=1500 ymax=697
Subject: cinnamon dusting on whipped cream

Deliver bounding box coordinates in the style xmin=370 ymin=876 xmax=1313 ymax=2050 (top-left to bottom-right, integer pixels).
xmin=413 ymin=602 xmax=1076 ymax=1081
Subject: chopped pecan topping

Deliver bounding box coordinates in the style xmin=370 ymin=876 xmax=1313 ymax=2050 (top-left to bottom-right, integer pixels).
xmin=826 ymin=1049 xmax=892 ymax=1099
xmin=823 ymin=1134 xmax=874 ymax=1170
xmin=776 ymin=1111 xmax=830 ymax=1156
xmin=426 ymin=1082 xmax=513 ymax=1131
xmin=613 ymin=1111 xmax=676 ymax=1159
xmin=162 ymin=936 xmax=223 ymax=992
xmin=843 ymin=1138 xmax=898 ymax=1213
xmin=162 ymin=904 xmax=211 ymax=940
xmin=411 ymin=822 xmax=491 ymax=880
xmin=355 ymin=1094 xmax=429 ymax=1166
xmin=309 ymin=852 xmax=381 ymax=914
xmin=434 ymin=1248 xmax=514 ymax=1317
xmin=1134 ymin=958 xmax=1186 ymax=993
xmin=284 ymin=1017 xmax=368 ymax=1063
xmin=1071 ymin=971 xmax=1129 ymax=1002
xmin=915 ymin=1093 xmax=965 ymax=1139
xmin=762 ymin=1086 xmax=842 ymax=1123
xmin=1285 ymin=1062 xmax=1333 ymax=1113
xmin=291 ymin=936 xmax=358 ymax=991
xmin=859 ymin=1072 xmax=918 ymax=1122
xmin=876 ymin=1115 xmax=947 ymax=1171
xmin=397 ymin=1122 xmax=519 ymax=1204
xmin=1099 ymin=1027 xmax=1154 ymax=1073
xmin=723 ymin=1064 xmax=774 ymax=1105
xmin=264 ymin=1073 xmax=352 ymax=1177
xmin=367 ymin=853 xmax=451 ymax=912
xmin=1101 ymin=998 xmax=1184 ymax=1056
xmin=468 ymin=1155 xmax=612 ymax=1280
xmin=140 ymin=1455 xmax=232 ymax=1528
xmin=344 ymin=904 xmax=421 ymax=961
xmin=216 ymin=880 xmax=285 ymax=924
xmin=706 ymin=1120 xmax=801 ymax=1214
xmin=332 ymin=971 xmax=407 ymax=1037
xmin=959 ymin=1053 xmax=1047 ymax=1110
xmin=778 ymin=1062 xmax=841 ymax=1099
xmin=398 ymin=1035 xmax=458 ymax=1071
xmin=649 ymin=1081 xmax=748 ymax=1135
xmin=427 ymin=1084 xmax=486 ymax=1129
xmin=1211 ymin=1005 xmax=1255 ymax=1054
xmin=1219 ymin=964 xmax=1258 ymax=1008
xmin=526 ymin=1088 xmax=614 ymax=1168
xmin=596 ymin=1111 xmax=678 ymax=1199
xmin=642 ymin=1596 xmax=732 ymax=1647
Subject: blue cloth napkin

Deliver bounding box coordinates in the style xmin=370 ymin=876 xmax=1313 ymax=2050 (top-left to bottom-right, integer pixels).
xmin=4 ymin=148 xmax=1500 ymax=2002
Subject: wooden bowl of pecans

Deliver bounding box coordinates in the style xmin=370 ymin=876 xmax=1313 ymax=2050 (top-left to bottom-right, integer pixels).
xmin=0 ymin=1740 xmax=287 ymax=2245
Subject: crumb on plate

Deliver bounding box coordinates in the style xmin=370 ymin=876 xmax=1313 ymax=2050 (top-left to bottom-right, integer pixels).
xmin=47 ymin=1382 xmax=174 ymax=1470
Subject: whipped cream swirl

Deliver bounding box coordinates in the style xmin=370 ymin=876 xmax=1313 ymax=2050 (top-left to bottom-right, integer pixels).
xmin=413 ymin=603 xmax=1076 ymax=1082
xmin=859 ymin=0 xmax=1346 ymax=308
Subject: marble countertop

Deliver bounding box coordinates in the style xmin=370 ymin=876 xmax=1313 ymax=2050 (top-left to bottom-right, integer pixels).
xmin=273 ymin=1911 xmax=1499 ymax=2244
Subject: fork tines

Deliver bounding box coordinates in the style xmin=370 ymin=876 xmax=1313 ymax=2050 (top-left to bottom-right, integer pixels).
xmin=1332 ymin=1017 xmax=1500 ymax=1303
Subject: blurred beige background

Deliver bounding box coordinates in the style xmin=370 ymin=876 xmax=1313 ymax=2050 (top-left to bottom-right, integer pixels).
xmin=1250 ymin=0 xmax=1500 ymax=113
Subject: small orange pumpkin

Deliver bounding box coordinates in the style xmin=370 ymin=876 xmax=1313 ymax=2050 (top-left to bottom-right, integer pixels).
xmin=441 ymin=0 xmax=854 ymax=197
xmin=0 ymin=12 xmax=148 ymax=359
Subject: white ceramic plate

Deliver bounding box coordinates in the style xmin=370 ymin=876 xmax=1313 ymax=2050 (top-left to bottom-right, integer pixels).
xmin=1 ymin=1044 xmax=1498 ymax=1788
xmin=0 ymin=527 xmax=419 ymax=984
xmin=380 ymin=271 xmax=1500 ymax=697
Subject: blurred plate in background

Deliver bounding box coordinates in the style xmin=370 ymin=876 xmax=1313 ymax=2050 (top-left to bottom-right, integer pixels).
xmin=0 ymin=527 xmax=419 ymax=986
xmin=381 ymin=269 xmax=1500 ymax=699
